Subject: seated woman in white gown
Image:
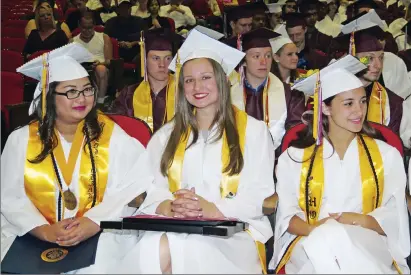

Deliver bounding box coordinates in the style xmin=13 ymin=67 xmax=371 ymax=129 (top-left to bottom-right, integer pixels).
xmin=1 ymin=43 xmax=150 ymax=273
xmin=118 ymin=29 xmax=276 ymax=274
xmin=270 ymin=55 xmax=410 ymax=274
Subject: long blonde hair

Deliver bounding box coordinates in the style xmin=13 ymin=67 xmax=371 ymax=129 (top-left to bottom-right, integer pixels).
xmin=34 ymin=3 xmax=56 ymax=31
xmin=160 ymin=58 xmax=244 ymax=177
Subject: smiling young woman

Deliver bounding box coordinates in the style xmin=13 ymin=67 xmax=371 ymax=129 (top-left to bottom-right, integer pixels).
xmin=117 ymin=28 xmax=275 ymax=274
xmin=271 ymin=55 xmax=410 ymax=274
xmin=1 ymin=43 xmax=150 ymax=273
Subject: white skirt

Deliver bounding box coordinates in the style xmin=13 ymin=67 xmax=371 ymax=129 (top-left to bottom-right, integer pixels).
xmin=117 ymin=230 xmax=262 ymax=274
xmin=286 ymin=219 xmax=409 ymax=274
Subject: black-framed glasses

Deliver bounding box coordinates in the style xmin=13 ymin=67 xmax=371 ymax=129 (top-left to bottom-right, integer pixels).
xmin=53 ymin=87 xmax=96 ymax=99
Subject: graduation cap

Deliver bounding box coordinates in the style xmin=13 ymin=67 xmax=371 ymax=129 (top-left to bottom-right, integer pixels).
xmin=338 ymin=10 xmax=387 ymax=54
xmin=144 ymin=28 xmax=183 ymax=53
xmin=352 ymin=0 xmax=379 ymax=11
xmin=117 ymin=0 xmax=132 ymax=6
xmin=191 ymin=25 xmax=225 ymax=40
xmin=16 ymin=43 xmax=93 ymax=117
xmin=299 ymin=0 xmax=322 ymax=13
xmin=270 ymin=36 xmax=294 ymax=54
xmin=241 ymin=27 xmax=280 ymax=52
xmin=292 ymin=55 xmax=366 ymax=144
xmin=318 ymin=0 xmax=333 ymax=4
xmin=225 ymin=2 xmax=263 ymax=23
xmin=138 ymin=29 xmax=184 ymax=80
xmin=169 ymin=28 xmax=245 ymax=76
xmin=284 ymin=12 xmax=307 ymax=28
xmin=334 ymin=26 xmax=385 ymax=54
xmin=275 ymin=23 xmax=289 ymax=37
xmin=1 ymin=232 xmax=102 ymax=274
xmin=340 ymin=9 xmax=385 ymax=34
xmin=267 ymin=3 xmax=285 ymax=14
xmin=223 ymin=27 xmax=280 ymax=52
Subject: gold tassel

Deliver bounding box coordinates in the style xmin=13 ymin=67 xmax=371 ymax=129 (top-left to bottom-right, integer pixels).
xmin=139 ymin=31 xmax=147 ymax=81
xmin=41 ymin=53 xmax=49 ymax=120
xmin=313 ymin=72 xmax=320 ymax=142
xmin=349 ymin=31 xmax=356 ymax=56
xmin=175 ymin=52 xmax=181 ymax=97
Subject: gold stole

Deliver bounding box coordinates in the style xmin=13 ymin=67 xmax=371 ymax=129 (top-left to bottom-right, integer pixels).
xmin=24 ymin=114 xmax=115 ymax=224
xmin=167 ymin=106 xmax=267 ymax=274
xmin=367 ymin=82 xmax=388 ymax=125
xmin=132 ymin=75 xmax=175 ymax=132
xmin=275 ymin=136 xmax=385 ymax=273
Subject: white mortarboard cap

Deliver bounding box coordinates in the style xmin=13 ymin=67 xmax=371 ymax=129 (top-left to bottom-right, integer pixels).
xmin=169 ymin=29 xmax=245 ymax=75
xmin=319 ymin=0 xmax=332 ymax=3
xmin=267 ymin=3 xmax=284 ymax=13
xmin=16 ymin=43 xmax=94 ymax=115
xmin=292 ymin=55 xmax=366 ymax=99
xmin=117 ymin=0 xmax=131 ymax=5
xmin=274 ymin=23 xmax=289 ymax=38
xmin=270 ymin=36 xmax=293 ymax=54
xmin=192 ymin=25 xmax=225 ymax=40
xmin=341 ymin=9 xmax=385 ymax=34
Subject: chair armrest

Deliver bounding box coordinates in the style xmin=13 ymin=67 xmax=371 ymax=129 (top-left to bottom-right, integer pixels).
xmin=5 ymin=102 xmax=31 ymax=132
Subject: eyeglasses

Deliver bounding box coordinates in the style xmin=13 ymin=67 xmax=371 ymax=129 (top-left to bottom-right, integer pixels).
xmin=53 ymin=87 xmax=96 ymax=99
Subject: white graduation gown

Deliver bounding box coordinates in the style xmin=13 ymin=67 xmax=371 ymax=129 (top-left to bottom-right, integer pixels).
xmin=231 ymin=72 xmax=287 ymax=149
xmin=396 ymin=34 xmax=411 ymax=52
xmin=314 ymin=16 xmax=342 ymax=38
xmin=270 ymin=138 xmax=410 ymax=273
xmin=1 ymin=123 xmax=151 ymax=273
xmin=118 ymin=116 xmax=275 ymax=274
xmin=383 ymin=52 xmax=411 ymax=99
xmin=400 ymin=95 xmax=411 ymax=149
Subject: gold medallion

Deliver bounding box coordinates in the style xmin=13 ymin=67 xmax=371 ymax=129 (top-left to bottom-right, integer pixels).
xmin=63 ymin=190 xmax=77 ymax=210
xmin=41 ymin=248 xmax=68 ymax=262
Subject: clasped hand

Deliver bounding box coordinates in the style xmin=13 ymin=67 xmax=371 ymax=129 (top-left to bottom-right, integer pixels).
xmin=160 ymin=187 xmax=224 ymax=219
xmin=40 ymin=217 xmax=100 ymax=247
xmin=313 ymin=212 xmax=366 ymax=229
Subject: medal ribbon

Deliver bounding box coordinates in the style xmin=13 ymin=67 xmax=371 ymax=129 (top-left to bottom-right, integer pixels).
xmin=53 ymin=120 xmax=85 ymax=188
xmin=24 ymin=114 xmax=114 ymax=223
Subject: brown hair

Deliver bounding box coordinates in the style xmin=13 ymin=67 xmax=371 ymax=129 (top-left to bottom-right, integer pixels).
xmin=29 ymin=81 xmax=102 ymax=163
xmin=271 ymin=44 xmax=298 ymax=83
xmin=160 ymin=58 xmax=244 ymax=176
xmin=289 ymin=95 xmax=385 ymax=151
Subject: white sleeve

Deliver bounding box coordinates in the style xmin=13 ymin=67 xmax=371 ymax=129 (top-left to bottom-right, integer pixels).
xmin=183 ymin=6 xmax=196 ymax=26
xmin=400 ymin=97 xmax=411 ymax=149
xmin=158 ymin=5 xmax=168 ymax=18
xmin=85 ymin=126 xmax=151 ymax=224
xmin=214 ymin=121 xmax=275 ymax=242
xmin=274 ymin=148 xmax=305 ymax=241
xmin=1 ymin=127 xmax=49 ymax=237
xmin=367 ymin=146 xmax=410 ymax=261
